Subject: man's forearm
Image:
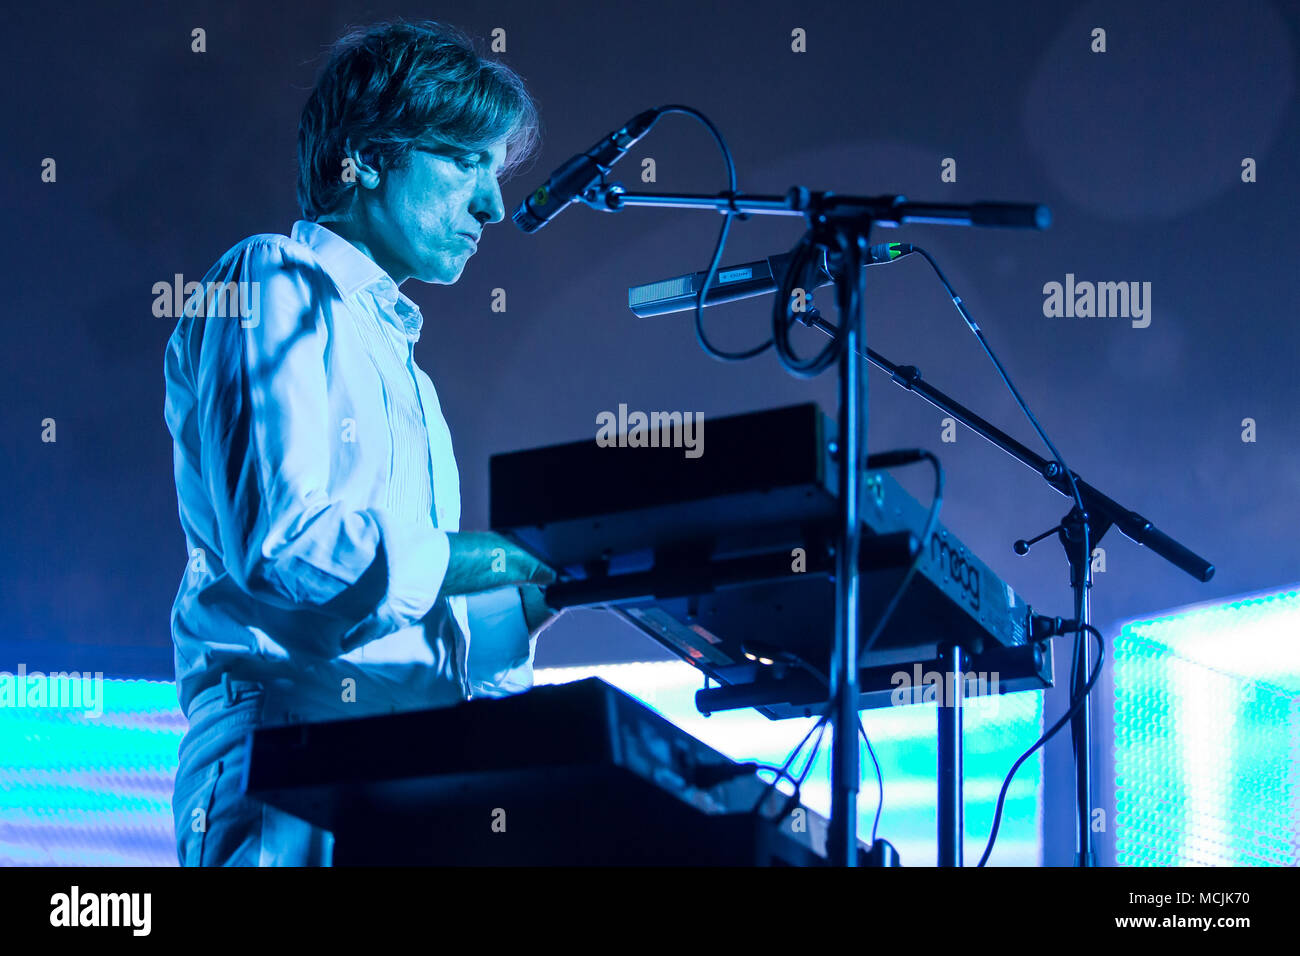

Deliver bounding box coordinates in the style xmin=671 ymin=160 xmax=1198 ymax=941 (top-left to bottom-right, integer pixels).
xmin=442 ymin=531 xmax=556 ymax=595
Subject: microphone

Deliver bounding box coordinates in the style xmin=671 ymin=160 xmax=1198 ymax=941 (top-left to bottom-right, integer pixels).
xmin=628 ymin=243 xmax=915 ymax=318
xmin=512 ymin=108 xmax=662 ymax=233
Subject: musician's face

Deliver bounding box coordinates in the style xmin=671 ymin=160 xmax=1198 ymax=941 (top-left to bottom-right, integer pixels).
xmin=343 ymin=137 xmax=509 ymax=286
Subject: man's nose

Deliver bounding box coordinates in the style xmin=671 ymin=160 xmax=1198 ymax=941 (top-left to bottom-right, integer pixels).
xmin=472 ymin=175 xmax=505 ymax=225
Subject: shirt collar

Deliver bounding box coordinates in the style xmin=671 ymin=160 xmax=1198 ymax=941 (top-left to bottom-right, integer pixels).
xmin=290 ymin=220 xmax=423 ymax=342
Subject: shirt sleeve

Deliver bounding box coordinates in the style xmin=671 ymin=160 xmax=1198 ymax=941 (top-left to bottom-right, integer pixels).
xmin=464 ymin=585 xmax=536 ymax=698
xmin=194 ymin=238 xmax=450 ymax=658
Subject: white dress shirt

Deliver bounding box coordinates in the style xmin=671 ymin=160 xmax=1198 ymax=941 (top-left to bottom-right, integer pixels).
xmin=163 ymin=219 xmax=535 ymax=725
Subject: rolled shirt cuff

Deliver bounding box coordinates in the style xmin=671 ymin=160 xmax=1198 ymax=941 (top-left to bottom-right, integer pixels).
xmin=464 ymin=585 xmax=535 ymax=698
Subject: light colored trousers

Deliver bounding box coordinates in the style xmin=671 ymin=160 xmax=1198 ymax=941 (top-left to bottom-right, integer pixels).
xmin=172 ymin=678 xmax=333 ymax=866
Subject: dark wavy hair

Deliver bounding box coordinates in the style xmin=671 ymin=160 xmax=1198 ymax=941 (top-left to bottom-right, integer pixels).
xmin=297 ymin=19 xmax=540 ymax=221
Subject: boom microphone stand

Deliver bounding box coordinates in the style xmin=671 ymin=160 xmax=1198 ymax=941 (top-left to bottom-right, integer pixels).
xmin=801 ymin=323 xmax=1217 ymax=865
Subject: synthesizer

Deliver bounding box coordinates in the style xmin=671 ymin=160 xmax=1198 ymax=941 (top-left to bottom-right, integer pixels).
xmin=490 ymin=403 xmax=1052 ymax=718
xmin=246 ymin=677 xmax=871 ymax=865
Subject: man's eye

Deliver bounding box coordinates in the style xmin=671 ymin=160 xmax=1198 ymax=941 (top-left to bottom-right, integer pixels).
xmin=455 ymin=156 xmax=477 ymax=171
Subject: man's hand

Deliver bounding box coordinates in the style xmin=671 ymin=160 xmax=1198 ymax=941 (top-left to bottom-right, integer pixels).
xmin=442 ymin=531 xmax=556 ymax=596
xmin=518 ymin=583 xmax=560 ymax=638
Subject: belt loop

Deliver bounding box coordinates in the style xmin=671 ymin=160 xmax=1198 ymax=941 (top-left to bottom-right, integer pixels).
xmin=222 ymin=672 xmax=234 ymax=707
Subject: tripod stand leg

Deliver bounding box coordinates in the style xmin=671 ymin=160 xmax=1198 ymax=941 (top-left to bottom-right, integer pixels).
xmin=937 ymin=642 xmax=965 ymax=866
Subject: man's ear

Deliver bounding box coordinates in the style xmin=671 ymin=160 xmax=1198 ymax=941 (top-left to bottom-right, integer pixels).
xmin=341 ymin=140 xmax=381 ymax=190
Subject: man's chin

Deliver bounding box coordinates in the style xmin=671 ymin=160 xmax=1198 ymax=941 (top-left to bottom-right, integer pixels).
xmin=415 ymin=264 xmax=463 ymax=285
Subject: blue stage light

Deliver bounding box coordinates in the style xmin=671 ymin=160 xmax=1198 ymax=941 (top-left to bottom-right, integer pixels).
xmin=1113 ymin=586 xmax=1300 ymax=866
xmin=0 ymin=663 xmax=1045 ymax=865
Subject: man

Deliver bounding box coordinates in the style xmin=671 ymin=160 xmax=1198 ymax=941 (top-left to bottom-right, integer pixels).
xmin=163 ymin=20 xmax=556 ymax=866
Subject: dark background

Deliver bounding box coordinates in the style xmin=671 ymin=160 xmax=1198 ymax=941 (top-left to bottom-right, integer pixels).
xmin=3 ymin=0 xmax=1296 ymax=865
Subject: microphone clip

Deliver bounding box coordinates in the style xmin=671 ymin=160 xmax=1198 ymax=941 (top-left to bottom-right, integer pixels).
xmin=579 ymin=180 xmax=626 ymax=213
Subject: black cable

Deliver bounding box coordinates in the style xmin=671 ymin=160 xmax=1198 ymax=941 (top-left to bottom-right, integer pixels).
xmin=909 ymin=247 xmax=1086 ymax=519
xmin=749 ymin=710 xmax=830 ymax=816
xmin=650 ymin=105 xmax=773 ymax=362
xmin=653 ymin=104 xmax=846 ymax=375
xmin=772 ymin=234 xmax=841 ymax=377
xmin=749 ymin=701 xmax=885 ymax=849
xmin=859 ymin=715 xmax=885 ymax=846
xmin=794 ymin=720 xmax=829 ymax=787
xmin=977 ymin=622 xmax=1106 ymax=867
xmin=748 ymin=451 xmax=939 ymax=843
xmin=749 ymin=761 xmax=803 ymax=815
xmin=756 ymin=719 xmax=828 ymax=826
xmin=763 ymin=720 xmax=828 ymax=827
xmin=858 ymin=451 xmax=944 ymax=658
